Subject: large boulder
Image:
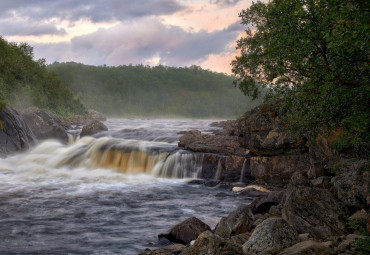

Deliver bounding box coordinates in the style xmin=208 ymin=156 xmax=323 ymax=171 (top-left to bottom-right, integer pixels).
xmin=242 ymin=217 xmax=299 ymax=255
xmin=0 ymin=104 xmax=36 ymax=157
xmin=214 ymin=205 xmax=254 ymax=238
xmin=282 ymin=173 xmax=349 ymax=239
xmin=178 ymin=131 xmax=245 ymax=156
xmin=21 ymin=107 xmax=68 ymax=142
xmin=331 ymin=159 xmax=369 ymax=211
xmin=158 ymin=217 xmax=211 ymax=245
xmin=236 ymin=105 xmax=305 ymax=156
xmin=80 ymin=120 xmax=108 ymax=137
xmin=61 ymin=109 xmax=106 ymax=126
xmin=181 ymin=231 xmax=243 ymax=255
xmin=250 ymin=154 xmax=310 ymax=186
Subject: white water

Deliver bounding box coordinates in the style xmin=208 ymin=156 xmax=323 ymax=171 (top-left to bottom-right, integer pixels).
xmin=0 ymin=119 xmax=250 ymax=254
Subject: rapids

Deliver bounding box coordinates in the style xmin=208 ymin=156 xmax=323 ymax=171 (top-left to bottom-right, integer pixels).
xmin=0 ymin=119 xmax=250 ymax=254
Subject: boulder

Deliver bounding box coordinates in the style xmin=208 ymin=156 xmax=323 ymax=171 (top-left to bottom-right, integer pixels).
xmin=282 ymin=173 xmax=348 ymax=239
xmin=242 ymin=217 xmax=299 ymax=255
xmin=181 ymin=231 xmax=243 ymax=255
xmin=278 ymin=240 xmax=334 ymax=255
xmin=214 ymin=205 xmax=254 ymax=238
xmin=60 ymin=109 xmax=106 ymax=126
xmin=21 ymin=107 xmax=68 ymax=142
xmin=80 ymin=120 xmax=108 ymax=137
xmin=139 ymin=249 xmax=171 ymax=255
xmin=0 ymin=104 xmax=36 ymax=157
xmin=158 ymin=217 xmax=210 ymax=245
xmin=178 ymin=131 xmax=245 ymax=156
xmin=250 ymin=154 xmax=310 ymax=186
xmin=248 ymin=190 xmax=284 ymax=214
xmin=230 ymin=232 xmax=251 ymax=245
xmin=331 ymin=159 xmax=369 ymax=211
xmin=236 ymin=105 xmax=306 ymax=156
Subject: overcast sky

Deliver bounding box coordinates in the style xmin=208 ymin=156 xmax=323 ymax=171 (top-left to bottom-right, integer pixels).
xmin=0 ymin=0 xmax=254 ymax=73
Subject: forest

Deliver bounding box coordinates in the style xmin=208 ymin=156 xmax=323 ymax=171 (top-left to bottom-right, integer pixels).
xmin=0 ymin=37 xmax=86 ymax=116
xmin=48 ymin=62 xmax=260 ymax=118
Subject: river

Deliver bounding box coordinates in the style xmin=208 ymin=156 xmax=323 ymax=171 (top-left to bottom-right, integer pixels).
xmin=0 ymin=119 xmax=250 ymax=254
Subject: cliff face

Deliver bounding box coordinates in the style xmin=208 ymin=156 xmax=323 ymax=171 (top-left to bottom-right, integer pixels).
xmin=0 ymin=104 xmax=36 ymax=157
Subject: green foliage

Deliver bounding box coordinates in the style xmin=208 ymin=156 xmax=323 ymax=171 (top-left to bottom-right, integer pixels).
xmin=48 ymin=62 xmax=261 ymax=118
xmin=355 ymin=236 xmax=370 ymax=255
xmin=232 ymin=0 xmax=370 ymax=143
xmin=0 ymin=37 xmax=86 ymax=117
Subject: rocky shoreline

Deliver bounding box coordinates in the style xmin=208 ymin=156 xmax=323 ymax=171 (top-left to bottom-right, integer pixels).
xmin=140 ymin=105 xmax=369 ymax=255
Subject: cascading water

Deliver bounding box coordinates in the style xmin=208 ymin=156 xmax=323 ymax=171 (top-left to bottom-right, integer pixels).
xmin=0 ymin=119 xmax=250 ymax=254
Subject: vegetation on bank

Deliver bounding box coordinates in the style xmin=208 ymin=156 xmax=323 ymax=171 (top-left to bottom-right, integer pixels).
xmin=0 ymin=37 xmax=86 ymax=117
xmin=232 ymin=0 xmax=369 ymax=150
xmin=48 ymin=62 xmax=261 ymax=118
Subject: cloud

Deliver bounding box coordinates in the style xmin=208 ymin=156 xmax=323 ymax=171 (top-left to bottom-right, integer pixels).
xmin=210 ymin=0 xmax=242 ymax=6
xmin=0 ymin=18 xmax=66 ymax=36
xmin=0 ymin=0 xmax=185 ymax=24
xmin=32 ymin=18 xmax=243 ymax=69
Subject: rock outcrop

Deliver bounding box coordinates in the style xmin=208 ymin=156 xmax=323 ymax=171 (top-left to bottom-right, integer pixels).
xmin=80 ymin=120 xmax=108 ymax=137
xmin=242 ymin=217 xmax=299 ymax=255
xmin=0 ymin=104 xmax=36 ymax=157
xmin=21 ymin=107 xmax=68 ymax=142
xmin=61 ymin=109 xmax=107 ymax=127
xmin=282 ymin=173 xmax=348 ymax=239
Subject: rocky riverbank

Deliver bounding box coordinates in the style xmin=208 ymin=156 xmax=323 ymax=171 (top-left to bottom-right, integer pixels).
xmin=140 ymin=105 xmax=369 ymax=255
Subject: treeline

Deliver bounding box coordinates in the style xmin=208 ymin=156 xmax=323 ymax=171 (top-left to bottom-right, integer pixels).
xmin=0 ymin=37 xmax=85 ymax=116
xmin=48 ymin=62 xmax=260 ymax=118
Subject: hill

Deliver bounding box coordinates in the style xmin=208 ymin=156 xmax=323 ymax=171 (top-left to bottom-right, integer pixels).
xmin=48 ymin=62 xmax=261 ymax=118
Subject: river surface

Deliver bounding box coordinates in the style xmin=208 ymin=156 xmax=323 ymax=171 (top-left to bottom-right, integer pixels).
xmin=0 ymin=119 xmax=250 ymax=254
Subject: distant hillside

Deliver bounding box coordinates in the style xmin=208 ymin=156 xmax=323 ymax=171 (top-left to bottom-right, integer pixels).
xmin=0 ymin=37 xmax=85 ymax=116
xmin=48 ymin=62 xmax=261 ymax=118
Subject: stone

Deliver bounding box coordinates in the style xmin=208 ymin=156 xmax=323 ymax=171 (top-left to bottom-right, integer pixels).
xmin=250 ymin=154 xmax=310 ymax=186
xmin=248 ymin=190 xmax=284 ymax=214
xmin=181 ymin=231 xmax=243 ymax=255
xmin=60 ymin=108 xmax=106 ymax=126
xmin=21 ymin=107 xmax=68 ymax=142
xmin=310 ymin=176 xmax=331 ymax=189
xmin=158 ymin=217 xmax=211 ymax=245
xmin=282 ymin=174 xmax=348 ymax=239
xmin=298 ymin=233 xmax=310 ymax=242
xmin=214 ymin=205 xmax=254 ymax=238
xmin=242 ymin=217 xmax=299 ymax=255
xmin=230 ymin=232 xmax=251 ymax=245
xmin=163 ymin=243 xmax=186 ymax=254
xmin=80 ymin=120 xmax=108 ymax=137
xmin=331 ymin=159 xmax=369 ymax=211
xmin=0 ymin=104 xmax=36 ymax=157
xmin=178 ymin=131 xmax=246 ymax=156
xmin=269 ymin=205 xmax=282 ymax=217
xmin=278 ymin=240 xmax=334 ymax=255
xmin=236 ymin=105 xmax=306 ymax=156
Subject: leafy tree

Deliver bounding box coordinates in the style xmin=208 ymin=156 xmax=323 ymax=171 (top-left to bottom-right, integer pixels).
xmin=232 ymin=0 xmax=370 ymax=144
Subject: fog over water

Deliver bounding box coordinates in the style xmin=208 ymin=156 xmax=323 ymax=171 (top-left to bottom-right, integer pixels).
xmin=0 ymin=119 xmax=251 ymax=254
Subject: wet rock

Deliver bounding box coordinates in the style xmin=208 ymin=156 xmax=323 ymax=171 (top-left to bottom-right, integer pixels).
xmin=181 ymin=230 xmax=243 ymax=255
xmin=80 ymin=120 xmax=108 ymax=137
xmin=242 ymin=217 xmax=299 ymax=255
xmin=21 ymin=107 xmax=68 ymax=142
xmin=278 ymin=240 xmax=334 ymax=255
xmin=214 ymin=205 xmax=254 ymax=238
xmin=282 ymin=173 xmax=348 ymax=239
xmin=178 ymin=132 xmax=245 ymax=156
xmin=158 ymin=217 xmax=211 ymax=245
xmin=250 ymin=154 xmax=310 ymax=186
xmin=0 ymin=104 xmax=36 ymax=157
xmin=331 ymin=160 xmax=369 ymax=211
xmin=248 ymin=190 xmax=284 ymax=214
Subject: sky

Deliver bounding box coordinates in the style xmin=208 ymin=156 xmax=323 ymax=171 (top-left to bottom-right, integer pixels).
xmin=0 ymin=0 xmax=254 ymax=74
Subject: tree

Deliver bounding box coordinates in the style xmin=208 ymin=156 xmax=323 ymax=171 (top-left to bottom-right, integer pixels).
xmin=232 ymin=0 xmax=369 ymax=145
